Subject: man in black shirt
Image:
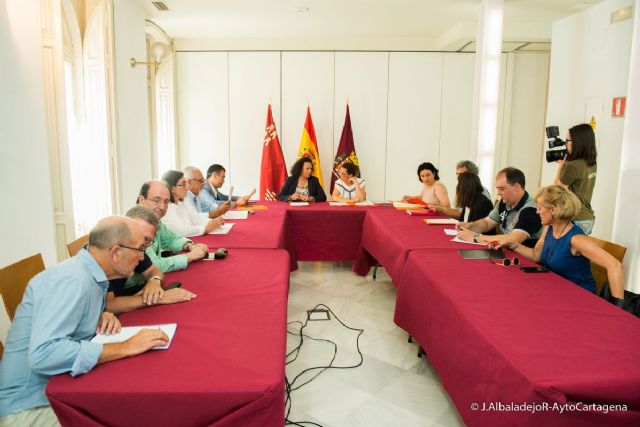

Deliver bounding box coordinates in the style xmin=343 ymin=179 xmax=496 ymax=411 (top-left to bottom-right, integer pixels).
xmin=105 ymin=206 xmax=196 ymax=314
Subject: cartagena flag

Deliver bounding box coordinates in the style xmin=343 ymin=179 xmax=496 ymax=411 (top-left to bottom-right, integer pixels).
xmin=260 ymin=104 xmax=287 ymax=200
xmin=297 ymin=106 xmax=323 ymax=186
xmin=331 ymin=104 xmax=359 ymax=193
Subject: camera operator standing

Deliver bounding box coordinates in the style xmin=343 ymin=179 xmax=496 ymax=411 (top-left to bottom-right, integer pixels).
xmin=553 ymin=123 xmax=597 ymax=235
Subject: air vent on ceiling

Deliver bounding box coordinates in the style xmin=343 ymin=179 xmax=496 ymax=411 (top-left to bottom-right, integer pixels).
xmin=152 ymin=2 xmax=170 ymax=12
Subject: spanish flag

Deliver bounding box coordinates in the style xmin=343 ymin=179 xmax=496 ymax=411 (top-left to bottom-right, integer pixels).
xmin=297 ymin=106 xmax=323 ymax=186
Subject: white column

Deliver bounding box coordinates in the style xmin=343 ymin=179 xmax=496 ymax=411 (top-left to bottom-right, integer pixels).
xmin=470 ymin=0 xmax=504 ymax=188
xmin=612 ymin=0 xmax=640 ymax=293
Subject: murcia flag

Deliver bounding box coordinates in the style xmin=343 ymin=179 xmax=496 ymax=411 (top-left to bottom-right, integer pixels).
xmin=297 ymin=106 xmax=323 ymax=186
xmin=259 ymin=104 xmax=287 ymax=200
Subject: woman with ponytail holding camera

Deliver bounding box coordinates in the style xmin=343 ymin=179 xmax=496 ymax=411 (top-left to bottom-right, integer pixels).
xmin=554 ymin=123 xmax=597 ymax=235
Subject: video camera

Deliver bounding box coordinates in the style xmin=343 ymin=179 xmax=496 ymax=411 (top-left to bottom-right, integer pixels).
xmin=545 ymin=126 xmax=568 ymax=163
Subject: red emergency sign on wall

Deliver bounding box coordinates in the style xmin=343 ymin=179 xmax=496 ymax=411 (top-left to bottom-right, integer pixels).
xmin=612 ymin=97 xmax=626 ymax=117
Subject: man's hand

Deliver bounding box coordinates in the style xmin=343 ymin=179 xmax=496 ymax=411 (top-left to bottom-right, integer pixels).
xmin=291 ymin=194 xmax=301 ymax=201
xmin=457 ymin=227 xmax=476 ymax=242
xmin=216 ymin=202 xmax=231 ymax=216
xmin=124 ymin=329 xmax=169 ymax=356
xmin=300 ymin=194 xmax=309 ymax=201
xmin=204 ymin=217 xmax=224 ymax=233
xmin=186 ymin=244 xmax=208 ymax=262
xmin=158 ymin=288 xmax=197 ymax=304
xmin=96 ymin=311 xmax=121 ymax=335
xmin=141 ymin=279 xmax=164 ymax=306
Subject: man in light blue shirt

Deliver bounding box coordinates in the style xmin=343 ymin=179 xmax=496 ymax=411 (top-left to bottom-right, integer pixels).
xmin=0 ymin=217 xmax=169 ymax=425
xmin=199 ymin=164 xmax=254 ymax=214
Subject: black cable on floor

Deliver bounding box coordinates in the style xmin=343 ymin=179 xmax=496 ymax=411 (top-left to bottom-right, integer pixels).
xmin=284 ymin=303 xmax=365 ymax=427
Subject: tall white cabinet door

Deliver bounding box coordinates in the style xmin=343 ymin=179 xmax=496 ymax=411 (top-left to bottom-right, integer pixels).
xmin=386 ymin=52 xmax=444 ymax=200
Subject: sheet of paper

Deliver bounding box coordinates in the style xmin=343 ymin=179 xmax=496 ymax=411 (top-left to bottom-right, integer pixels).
xmin=91 ymin=324 xmax=177 ymax=350
xmin=290 ymin=202 xmax=310 ymax=206
xmin=355 ymin=200 xmax=375 ymax=206
xmin=425 ymin=218 xmax=459 ymax=225
xmin=208 ymin=223 xmax=234 ymax=234
xmin=222 ymin=210 xmax=249 ymax=220
xmin=329 ymin=202 xmax=348 ymax=206
xmin=450 ymin=235 xmax=485 ymax=246
xmin=443 ymin=228 xmax=457 ymax=236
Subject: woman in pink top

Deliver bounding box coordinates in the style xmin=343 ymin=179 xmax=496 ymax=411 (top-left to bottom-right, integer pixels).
xmin=403 ymin=162 xmax=451 ymax=207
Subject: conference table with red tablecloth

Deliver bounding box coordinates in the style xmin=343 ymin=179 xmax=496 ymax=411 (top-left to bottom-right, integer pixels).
xmin=190 ymin=203 xmax=298 ymax=270
xmin=352 ymin=207 xmax=470 ymax=282
xmin=47 ymin=249 xmax=290 ymax=427
xmin=42 ymin=202 xmax=640 ymax=427
xmin=394 ymin=249 xmax=640 ymax=427
xmin=286 ymin=203 xmax=371 ymax=261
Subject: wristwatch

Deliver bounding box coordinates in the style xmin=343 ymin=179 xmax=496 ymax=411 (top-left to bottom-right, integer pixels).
xmin=473 ymin=233 xmax=481 ymax=243
xmin=150 ymin=275 xmax=163 ymax=286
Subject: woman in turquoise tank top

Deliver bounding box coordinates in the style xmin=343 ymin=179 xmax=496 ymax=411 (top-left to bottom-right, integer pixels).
xmin=499 ymin=185 xmax=625 ymax=305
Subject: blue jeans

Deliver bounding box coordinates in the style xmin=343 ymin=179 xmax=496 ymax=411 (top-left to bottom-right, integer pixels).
xmin=574 ymin=219 xmax=594 ymax=235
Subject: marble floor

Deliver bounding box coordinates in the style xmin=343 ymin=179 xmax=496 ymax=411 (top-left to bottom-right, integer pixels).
xmin=285 ymin=261 xmax=466 ymax=427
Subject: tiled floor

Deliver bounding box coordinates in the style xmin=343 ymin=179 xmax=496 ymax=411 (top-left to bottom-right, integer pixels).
xmin=285 ymin=261 xmax=466 ymax=427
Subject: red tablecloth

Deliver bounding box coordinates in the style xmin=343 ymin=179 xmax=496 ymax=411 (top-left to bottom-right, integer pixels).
xmin=47 ymin=249 xmax=290 ymax=427
xmin=394 ymin=249 xmax=640 ymax=427
xmin=286 ymin=203 xmax=373 ymax=261
xmin=353 ymin=208 xmax=472 ymax=282
xmin=191 ymin=203 xmax=298 ymax=271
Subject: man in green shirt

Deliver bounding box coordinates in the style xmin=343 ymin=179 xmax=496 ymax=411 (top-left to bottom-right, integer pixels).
xmin=136 ymin=180 xmax=208 ymax=272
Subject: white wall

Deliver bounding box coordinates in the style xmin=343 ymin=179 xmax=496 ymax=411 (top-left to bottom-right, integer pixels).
xmin=0 ymin=0 xmax=58 ymax=341
xmin=0 ymin=1 xmax=58 ymax=268
xmin=612 ymin=0 xmax=640 ymax=293
xmin=543 ymin=0 xmax=634 ymax=240
xmin=176 ymin=50 xmax=549 ymax=202
xmin=112 ymin=0 xmax=152 ymax=211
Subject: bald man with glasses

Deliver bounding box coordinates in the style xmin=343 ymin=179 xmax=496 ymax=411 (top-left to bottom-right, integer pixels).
xmin=136 ymin=180 xmax=208 ymax=273
xmin=0 ymin=216 xmax=168 ymax=426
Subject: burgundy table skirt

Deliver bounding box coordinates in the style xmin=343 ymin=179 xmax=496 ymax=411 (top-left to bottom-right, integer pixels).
xmin=191 ymin=202 xmax=298 ymax=271
xmin=353 ymin=207 xmax=472 ymax=283
xmin=47 ymin=249 xmax=290 ymax=427
xmin=395 ymin=249 xmax=640 ymax=427
xmin=286 ymin=203 xmax=375 ymax=261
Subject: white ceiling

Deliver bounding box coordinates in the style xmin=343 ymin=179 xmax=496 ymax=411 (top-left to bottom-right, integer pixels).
xmin=142 ymin=0 xmax=601 ymax=51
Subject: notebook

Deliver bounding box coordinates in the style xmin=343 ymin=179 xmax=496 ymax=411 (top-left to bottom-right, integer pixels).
xmin=290 ymin=202 xmax=309 ymax=206
xmin=91 ymin=323 xmax=177 ymax=350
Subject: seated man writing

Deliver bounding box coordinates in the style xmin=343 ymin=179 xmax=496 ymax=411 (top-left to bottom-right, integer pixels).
xmin=456 ymin=167 xmax=542 ymax=248
xmin=0 ymin=216 xmax=169 ymax=426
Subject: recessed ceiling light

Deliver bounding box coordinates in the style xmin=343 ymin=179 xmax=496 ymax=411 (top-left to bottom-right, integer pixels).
xmin=297 ymin=7 xmax=310 ymax=13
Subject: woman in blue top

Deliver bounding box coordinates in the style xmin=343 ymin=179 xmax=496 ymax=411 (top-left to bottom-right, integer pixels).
xmin=501 ymin=185 xmax=624 ymax=304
